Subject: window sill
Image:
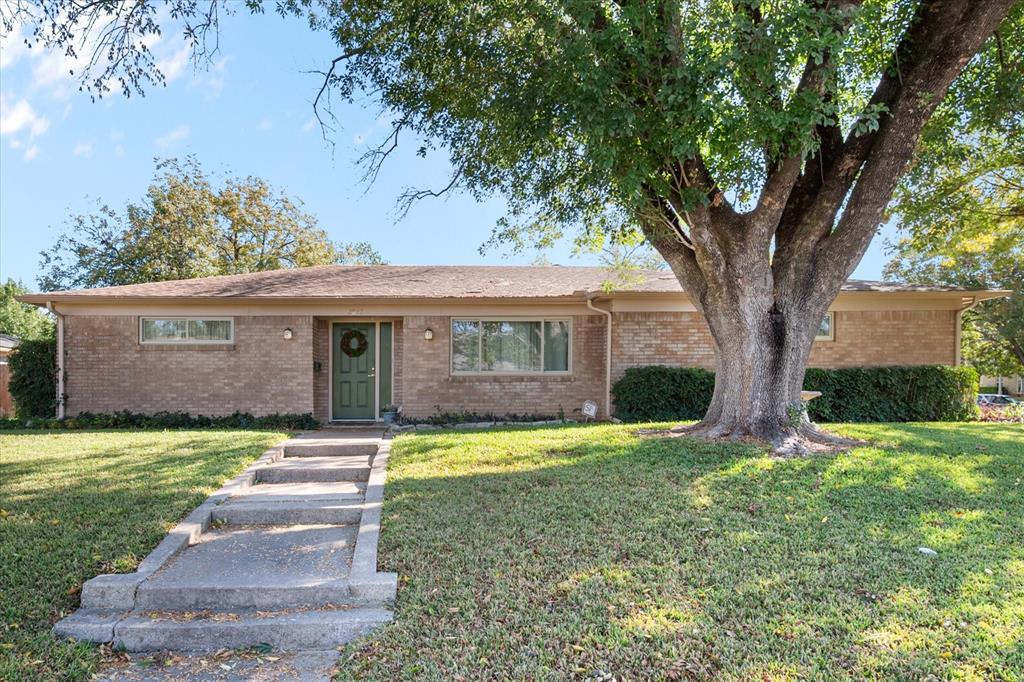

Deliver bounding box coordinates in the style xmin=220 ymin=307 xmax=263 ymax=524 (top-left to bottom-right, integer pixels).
xmin=138 ymin=343 xmax=236 ymax=351
xmin=449 ymin=374 xmax=575 ymax=383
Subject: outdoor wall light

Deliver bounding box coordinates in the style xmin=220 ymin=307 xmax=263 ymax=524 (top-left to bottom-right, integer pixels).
xmin=424 ymin=328 xmax=434 ymax=341
xmin=283 ymin=328 xmax=294 ymax=340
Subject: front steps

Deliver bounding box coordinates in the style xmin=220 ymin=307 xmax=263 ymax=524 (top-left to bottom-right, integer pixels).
xmin=95 ymin=607 xmax=394 ymax=652
xmin=52 ymin=429 xmax=397 ymax=653
xmin=256 ymin=456 xmax=371 ymax=483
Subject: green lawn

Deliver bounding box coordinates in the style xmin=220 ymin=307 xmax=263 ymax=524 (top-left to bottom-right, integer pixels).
xmin=340 ymin=423 xmax=1023 ymax=681
xmin=0 ymin=430 xmax=287 ymax=681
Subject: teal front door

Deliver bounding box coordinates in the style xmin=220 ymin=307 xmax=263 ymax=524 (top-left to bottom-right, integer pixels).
xmin=332 ymin=323 xmax=376 ymax=420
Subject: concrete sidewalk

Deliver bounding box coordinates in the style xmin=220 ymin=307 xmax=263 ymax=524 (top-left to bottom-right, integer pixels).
xmin=54 ymin=429 xmax=398 ymax=680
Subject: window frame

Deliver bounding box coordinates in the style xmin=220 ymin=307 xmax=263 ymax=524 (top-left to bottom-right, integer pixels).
xmin=450 ymin=317 xmax=572 ymax=376
xmin=815 ymin=312 xmax=835 ymax=342
xmin=139 ymin=317 xmax=235 ymax=345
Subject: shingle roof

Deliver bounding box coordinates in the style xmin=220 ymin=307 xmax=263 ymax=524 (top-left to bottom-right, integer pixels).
xmin=17 ymin=264 xmax=1005 ymax=302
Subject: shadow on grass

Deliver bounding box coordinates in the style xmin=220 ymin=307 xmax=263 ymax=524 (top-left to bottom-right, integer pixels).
xmin=0 ymin=429 xmax=283 ymax=682
xmin=340 ymin=423 xmax=1023 ymax=681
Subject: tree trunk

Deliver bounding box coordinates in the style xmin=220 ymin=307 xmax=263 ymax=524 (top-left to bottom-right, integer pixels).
xmin=676 ymin=261 xmax=837 ymax=452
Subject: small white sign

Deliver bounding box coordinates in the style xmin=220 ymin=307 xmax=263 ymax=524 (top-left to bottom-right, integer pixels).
xmin=582 ymin=400 xmax=598 ymax=419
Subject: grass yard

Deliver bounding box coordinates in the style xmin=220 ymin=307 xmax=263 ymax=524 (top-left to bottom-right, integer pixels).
xmin=0 ymin=430 xmax=287 ymax=681
xmin=340 ymin=422 xmax=1023 ymax=681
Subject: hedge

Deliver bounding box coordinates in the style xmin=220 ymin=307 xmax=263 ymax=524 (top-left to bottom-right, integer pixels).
xmin=612 ymin=365 xmax=980 ymax=423
xmin=611 ymin=366 xmax=714 ymax=421
xmin=7 ymin=336 xmax=56 ymax=419
xmin=803 ymin=366 xmax=979 ymax=422
xmin=0 ymin=411 xmax=319 ymax=431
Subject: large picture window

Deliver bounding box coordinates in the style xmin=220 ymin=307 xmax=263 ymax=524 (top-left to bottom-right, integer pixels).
xmin=140 ymin=318 xmax=233 ymax=344
xmin=452 ymin=319 xmax=570 ymax=374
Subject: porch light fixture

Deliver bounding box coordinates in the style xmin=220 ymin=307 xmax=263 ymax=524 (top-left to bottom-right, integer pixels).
xmin=424 ymin=328 xmax=434 ymax=341
xmin=283 ymin=328 xmax=294 ymax=340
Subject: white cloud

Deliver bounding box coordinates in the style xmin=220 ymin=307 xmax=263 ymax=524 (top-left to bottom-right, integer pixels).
xmin=24 ymin=144 xmax=39 ymax=161
xmin=302 ymin=117 xmax=317 ymax=133
xmin=0 ymin=25 xmax=29 ymax=70
xmin=157 ymin=44 xmax=190 ymax=83
xmin=10 ymin=139 xmax=22 ymax=149
xmin=257 ymin=118 xmax=273 ymax=131
xmin=155 ymin=124 xmax=189 ymax=148
xmin=72 ymin=142 xmax=93 ymax=157
xmin=0 ymin=96 xmax=50 ymax=137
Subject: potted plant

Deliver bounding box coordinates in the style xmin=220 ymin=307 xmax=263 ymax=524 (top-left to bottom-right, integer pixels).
xmin=382 ymin=404 xmax=399 ymax=425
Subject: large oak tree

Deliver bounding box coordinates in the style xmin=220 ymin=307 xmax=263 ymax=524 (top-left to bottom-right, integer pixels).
xmin=4 ymin=0 xmax=1019 ymax=450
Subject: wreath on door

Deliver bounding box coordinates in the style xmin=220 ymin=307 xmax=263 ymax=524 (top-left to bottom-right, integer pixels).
xmin=339 ymin=329 xmax=369 ymax=358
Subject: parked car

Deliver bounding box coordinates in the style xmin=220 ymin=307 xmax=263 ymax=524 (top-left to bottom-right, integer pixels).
xmin=977 ymin=393 xmax=1021 ymax=406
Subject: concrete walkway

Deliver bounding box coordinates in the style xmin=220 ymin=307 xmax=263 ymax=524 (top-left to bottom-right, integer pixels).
xmin=54 ymin=429 xmax=397 ymax=680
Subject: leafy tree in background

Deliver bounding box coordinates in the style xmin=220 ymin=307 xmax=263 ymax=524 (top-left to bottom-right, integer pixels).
xmin=0 ymin=279 xmax=54 ymax=340
xmin=885 ymin=17 xmax=1023 ymax=379
xmin=4 ymin=0 xmax=1019 ymax=450
xmin=38 ymin=158 xmax=384 ymax=291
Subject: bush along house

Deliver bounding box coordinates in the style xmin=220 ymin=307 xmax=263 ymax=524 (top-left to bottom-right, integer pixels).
xmin=17 ymin=265 xmax=1008 ymax=423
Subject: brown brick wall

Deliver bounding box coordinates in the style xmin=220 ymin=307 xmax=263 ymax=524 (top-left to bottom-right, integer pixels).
xmin=809 ymin=310 xmax=957 ymax=367
xmin=64 ymin=315 xmax=314 ymax=417
xmin=610 ymin=309 xmax=957 ymax=380
xmin=62 ymin=307 xmax=958 ymax=421
xmin=397 ymin=315 xmax=607 ymax=419
xmin=313 ymin=318 xmax=330 ymax=423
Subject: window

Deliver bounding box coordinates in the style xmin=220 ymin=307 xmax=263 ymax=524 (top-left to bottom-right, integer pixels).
xmin=816 ymin=312 xmax=835 ymax=341
xmin=140 ymin=318 xmax=233 ymax=344
xmin=452 ymin=319 xmax=570 ymax=374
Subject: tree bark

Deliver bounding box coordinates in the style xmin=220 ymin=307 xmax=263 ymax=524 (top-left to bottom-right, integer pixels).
xmin=637 ymin=0 xmax=1015 ymax=453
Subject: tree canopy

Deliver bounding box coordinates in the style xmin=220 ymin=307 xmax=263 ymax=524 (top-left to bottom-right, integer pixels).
xmin=885 ymin=7 xmax=1022 ymax=378
xmin=0 ymin=279 xmax=54 ymax=340
xmin=38 ymin=158 xmax=384 ymax=291
xmin=4 ymin=0 xmax=1018 ymax=448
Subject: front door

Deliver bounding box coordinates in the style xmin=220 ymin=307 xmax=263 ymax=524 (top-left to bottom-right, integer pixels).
xmin=332 ymin=323 xmax=376 ymax=420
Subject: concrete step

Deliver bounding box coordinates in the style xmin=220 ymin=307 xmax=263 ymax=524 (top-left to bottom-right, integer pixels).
xmin=284 ymin=442 xmax=379 ymax=458
xmin=256 ymin=456 xmax=371 ymax=483
xmin=212 ymin=499 xmax=364 ymax=526
xmin=114 ymin=606 xmax=393 ymax=652
xmin=230 ymin=481 xmax=366 ymax=502
xmin=136 ymin=581 xmax=356 ymax=610
xmin=136 ymin=525 xmax=357 ymax=610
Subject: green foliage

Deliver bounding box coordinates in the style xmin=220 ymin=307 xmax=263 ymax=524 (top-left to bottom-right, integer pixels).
xmin=38 ymin=157 xmax=384 ymax=291
xmin=612 ymin=365 xmax=979 ymax=423
xmin=0 ymin=410 xmax=319 ymax=431
xmin=7 ymin=337 xmax=56 ymax=419
xmin=886 ymin=3 xmax=1023 ymax=377
xmin=612 ymin=366 xmax=715 ymax=421
xmin=0 ymin=279 xmax=54 ymax=340
xmin=803 ymin=366 xmax=980 ymax=422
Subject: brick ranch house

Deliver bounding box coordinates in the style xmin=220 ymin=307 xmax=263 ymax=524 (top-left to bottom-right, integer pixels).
xmin=18 ymin=265 xmax=1006 ymax=422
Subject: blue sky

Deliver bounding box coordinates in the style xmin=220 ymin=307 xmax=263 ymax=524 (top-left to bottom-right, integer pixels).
xmin=0 ymin=10 xmax=895 ymax=291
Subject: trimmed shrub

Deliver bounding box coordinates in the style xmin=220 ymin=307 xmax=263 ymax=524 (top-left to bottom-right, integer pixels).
xmin=803 ymin=366 xmax=979 ymax=422
xmin=0 ymin=410 xmax=319 ymax=431
xmin=7 ymin=337 xmax=56 ymax=419
xmin=611 ymin=366 xmax=714 ymax=421
xmin=611 ymin=365 xmax=979 ymax=423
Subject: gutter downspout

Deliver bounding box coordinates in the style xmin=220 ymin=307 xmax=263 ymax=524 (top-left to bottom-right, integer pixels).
xmin=585 ymin=293 xmax=613 ymax=419
xmin=955 ymin=296 xmax=980 ymax=367
xmin=46 ymin=301 xmax=65 ymax=419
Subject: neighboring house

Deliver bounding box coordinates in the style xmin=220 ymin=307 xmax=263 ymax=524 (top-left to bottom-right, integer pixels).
xmin=17 ymin=265 xmax=1008 ymax=422
xmin=980 ymin=375 xmax=1024 ymax=396
xmin=0 ymin=334 xmax=19 ymax=417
